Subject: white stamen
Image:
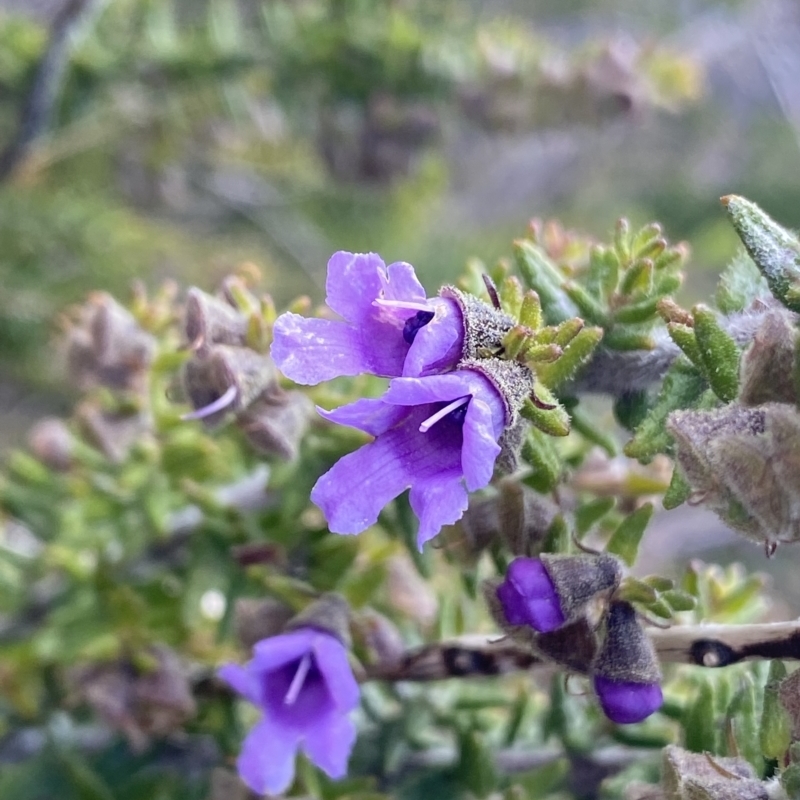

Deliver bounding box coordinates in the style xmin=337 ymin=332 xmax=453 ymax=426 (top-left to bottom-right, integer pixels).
xmin=419 ymin=396 xmax=470 ymax=433
xmin=181 ymin=384 xmax=238 ymax=421
xmin=373 ymin=298 xmax=431 ymax=313
xmin=283 ymin=653 xmax=312 ymax=706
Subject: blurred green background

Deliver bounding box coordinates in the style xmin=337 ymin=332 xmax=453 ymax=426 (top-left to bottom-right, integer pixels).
xmin=0 ymin=0 xmax=798 ymax=443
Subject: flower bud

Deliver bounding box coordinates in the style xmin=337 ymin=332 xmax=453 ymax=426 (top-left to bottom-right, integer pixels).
xmin=667 ymin=403 xmax=800 ymax=551
xmin=181 ymin=345 xmax=277 ymax=427
xmin=237 ymin=389 xmax=314 ymax=461
xmin=184 ymin=287 xmax=248 ymax=347
xmin=495 ymin=553 xmax=622 ymax=633
xmin=65 ymin=293 xmax=156 ymax=393
xmin=738 ymin=309 xmax=799 ymax=406
xmin=28 ymin=417 xmax=74 ymax=471
xmin=233 ymin=598 xmax=294 ymax=651
xmin=440 ymin=285 xmax=515 ymax=360
xmin=76 ymin=404 xmax=151 ymax=464
xmin=591 ymin=601 xmax=662 ymax=724
xmin=284 ymin=592 xmax=352 ymax=648
xmin=661 ymin=745 xmax=765 ymax=800
xmin=67 ymin=645 xmax=196 ymax=752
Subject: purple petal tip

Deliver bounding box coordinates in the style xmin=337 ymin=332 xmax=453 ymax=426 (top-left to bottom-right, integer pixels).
xmin=593 ymin=676 xmax=663 ymax=724
xmin=496 ymin=557 xmax=566 ymax=633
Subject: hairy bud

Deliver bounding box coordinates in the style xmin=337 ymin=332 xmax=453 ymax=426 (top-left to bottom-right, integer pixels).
xmin=661 ymin=745 xmax=766 ymax=800
xmin=237 ymin=389 xmax=314 ymax=461
xmin=65 ymin=293 xmax=156 ymax=393
xmin=184 ymin=287 xmax=248 ymax=348
xmin=668 ymin=403 xmax=800 ymax=551
xmin=284 ymin=592 xmax=352 ymax=648
xmin=591 ymin=601 xmax=662 ymax=724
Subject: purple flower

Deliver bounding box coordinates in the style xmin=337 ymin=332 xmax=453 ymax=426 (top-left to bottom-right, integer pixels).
xmin=593 ymin=676 xmax=664 ymax=725
xmin=495 ymin=557 xmax=566 ymax=633
xmin=219 ymin=628 xmax=360 ymax=795
xmin=271 ymin=251 xmax=463 ymax=383
xmin=311 ymin=369 xmax=506 ymax=547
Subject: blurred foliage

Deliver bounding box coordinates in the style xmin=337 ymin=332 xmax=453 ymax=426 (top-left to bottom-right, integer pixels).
xmin=0 ymin=0 xmax=799 ymax=798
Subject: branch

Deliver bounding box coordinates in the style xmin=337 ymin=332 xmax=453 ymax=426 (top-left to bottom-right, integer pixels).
xmin=362 ymin=621 xmax=800 ymax=682
xmin=568 ymin=306 xmax=786 ymax=395
xmin=0 ymin=0 xmax=105 ymax=181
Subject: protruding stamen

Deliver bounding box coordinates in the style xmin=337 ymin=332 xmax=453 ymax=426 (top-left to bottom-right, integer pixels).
xmin=373 ymin=298 xmax=432 ymax=313
xmin=284 ymin=653 xmax=312 ymax=706
xmin=419 ymin=396 xmax=470 ymax=433
xmin=181 ymin=384 xmax=238 ymax=421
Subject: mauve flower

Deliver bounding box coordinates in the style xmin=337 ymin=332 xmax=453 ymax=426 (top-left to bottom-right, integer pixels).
xmin=219 ymin=628 xmax=360 ymax=795
xmin=495 ymin=554 xmax=622 ymax=634
xmin=271 ymin=251 xmax=463 ymax=383
xmin=591 ymin=601 xmax=663 ymax=725
xmin=495 ymin=557 xmax=566 ymax=633
xmin=311 ymin=369 xmax=506 ymax=547
xmin=593 ymin=676 xmax=664 ymax=725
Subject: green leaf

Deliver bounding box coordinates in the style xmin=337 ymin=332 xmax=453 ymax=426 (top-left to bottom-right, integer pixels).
xmin=625 ymin=359 xmax=706 ymax=461
xmin=575 ymin=497 xmax=616 ymax=537
xmin=535 ymin=326 xmax=603 ymax=390
xmin=722 ymin=195 xmax=800 ymax=313
xmin=520 ymin=394 xmax=571 ymax=437
xmin=457 ymin=729 xmax=497 ymax=798
xmin=603 ymin=329 xmax=655 ymax=351
xmin=567 ymin=403 xmax=617 ymax=456
xmin=667 ymin=322 xmax=703 ymax=368
xmin=613 ymin=296 xmax=662 ymax=324
xmin=513 ymin=240 xmax=577 ymax=324
xmin=760 ymin=660 xmax=791 ymax=761
xmin=692 ymin=304 xmax=740 ymax=402
xmin=716 ymin=249 xmax=771 ymax=313
xmin=605 ymin=502 xmax=653 ymax=566
xmin=660 ymin=589 xmax=696 ymax=612
xmin=521 ymin=428 xmax=562 ymax=492
xmin=663 ymin=466 xmax=692 ymax=510
xmin=561 ymin=281 xmax=610 ymax=326
xmin=727 ymin=674 xmax=763 ymax=774
xmin=683 ymin=680 xmax=718 ymax=753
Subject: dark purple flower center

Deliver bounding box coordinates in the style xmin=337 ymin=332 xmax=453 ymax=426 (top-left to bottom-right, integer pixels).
xmin=419 ymin=396 xmax=470 ymax=433
xmin=402 ymin=310 xmax=435 ymax=344
xmin=262 ymin=653 xmax=333 ymax=726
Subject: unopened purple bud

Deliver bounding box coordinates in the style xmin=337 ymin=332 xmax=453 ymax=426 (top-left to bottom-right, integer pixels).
xmin=495 ymin=557 xmax=566 ymax=633
xmin=593 ymin=675 xmax=663 ymax=725
xmin=591 ymin=601 xmax=663 ymax=725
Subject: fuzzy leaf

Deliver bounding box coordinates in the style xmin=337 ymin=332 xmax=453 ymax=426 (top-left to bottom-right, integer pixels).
xmin=716 ymin=249 xmax=771 ymax=314
xmin=722 ymin=195 xmax=800 ymax=313
xmin=575 ymin=497 xmax=616 ymax=536
xmin=605 ymin=502 xmax=653 ymax=566
xmin=625 ymin=359 xmax=706 ymax=461
xmin=514 ymin=240 xmax=577 ymax=323
xmin=760 ymin=660 xmax=790 ymax=761
xmin=692 ymin=304 xmax=740 ymax=402
xmin=663 ymin=466 xmax=692 ymax=510
xmin=535 ymin=326 xmax=603 ymax=389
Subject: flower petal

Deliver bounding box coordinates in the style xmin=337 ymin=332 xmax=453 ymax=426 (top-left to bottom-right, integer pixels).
xmin=271 ymin=314 xmax=372 ymax=384
xmin=325 ymin=252 xmax=387 ymax=322
xmin=302 ymin=712 xmax=357 ymax=780
xmin=218 ymin=663 xmax=260 ymax=705
xmin=317 ymin=398 xmax=407 ymax=437
xmin=312 ymin=633 xmax=360 ymax=711
xmin=409 ymin=473 xmax=469 ymax=547
xmin=311 ymin=407 xmax=462 ymax=535
xmin=237 ymin=718 xmax=300 ymax=796
xmin=251 ymin=630 xmax=316 ymax=672
xmin=381 ymin=372 xmax=475 ymax=406
xmin=403 ymin=297 xmax=464 ymax=377
xmin=593 ymin=676 xmax=664 ymax=724
xmin=461 ymin=391 xmax=504 ymax=491
xmin=382 ymin=260 xmax=427 ymax=303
